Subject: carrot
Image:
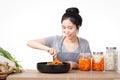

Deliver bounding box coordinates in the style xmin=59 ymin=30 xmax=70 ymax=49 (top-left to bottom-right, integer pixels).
xmin=47 ymin=58 xmax=62 ymax=65
xmin=78 ymin=58 xmax=91 ymax=71
xmin=92 ymin=58 xmax=104 ymax=71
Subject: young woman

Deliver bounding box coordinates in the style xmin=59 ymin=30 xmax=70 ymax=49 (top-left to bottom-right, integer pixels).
xmin=27 ymin=7 xmax=91 ymax=70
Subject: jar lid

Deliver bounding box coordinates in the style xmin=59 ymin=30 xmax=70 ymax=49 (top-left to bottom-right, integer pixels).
xmin=106 ymin=47 xmax=116 ymax=49
xmin=93 ymin=52 xmax=103 ymax=54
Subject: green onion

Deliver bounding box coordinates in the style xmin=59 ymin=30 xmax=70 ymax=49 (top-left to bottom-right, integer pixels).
xmin=0 ymin=47 xmax=22 ymax=73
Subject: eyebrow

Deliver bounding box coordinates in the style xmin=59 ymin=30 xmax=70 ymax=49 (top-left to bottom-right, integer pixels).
xmin=62 ymin=25 xmax=73 ymax=28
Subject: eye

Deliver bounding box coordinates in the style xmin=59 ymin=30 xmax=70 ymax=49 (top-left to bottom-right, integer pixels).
xmin=62 ymin=26 xmax=66 ymax=29
xmin=69 ymin=27 xmax=72 ymax=29
xmin=68 ymin=27 xmax=73 ymax=29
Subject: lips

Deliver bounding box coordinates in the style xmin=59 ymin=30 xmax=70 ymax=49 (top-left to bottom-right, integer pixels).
xmin=64 ymin=34 xmax=72 ymax=37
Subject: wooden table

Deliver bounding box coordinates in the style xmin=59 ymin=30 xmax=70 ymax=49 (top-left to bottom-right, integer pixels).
xmin=7 ymin=69 xmax=120 ymax=80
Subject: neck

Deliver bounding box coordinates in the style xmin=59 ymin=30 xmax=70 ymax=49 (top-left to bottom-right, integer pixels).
xmin=64 ymin=36 xmax=78 ymax=43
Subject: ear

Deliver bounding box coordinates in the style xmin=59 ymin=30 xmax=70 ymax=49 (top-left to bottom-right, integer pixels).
xmin=77 ymin=25 xmax=80 ymax=30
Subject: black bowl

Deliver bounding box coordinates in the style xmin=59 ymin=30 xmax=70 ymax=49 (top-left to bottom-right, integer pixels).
xmin=37 ymin=62 xmax=70 ymax=73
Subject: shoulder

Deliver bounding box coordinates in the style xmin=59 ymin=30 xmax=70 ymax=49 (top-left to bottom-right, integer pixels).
xmin=44 ymin=35 xmax=63 ymax=47
xmin=78 ymin=37 xmax=89 ymax=44
xmin=55 ymin=35 xmax=62 ymax=39
xmin=44 ymin=35 xmax=62 ymax=41
xmin=48 ymin=35 xmax=62 ymax=39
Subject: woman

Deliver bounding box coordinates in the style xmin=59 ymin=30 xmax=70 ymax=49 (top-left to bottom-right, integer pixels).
xmin=27 ymin=7 xmax=91 ymax=70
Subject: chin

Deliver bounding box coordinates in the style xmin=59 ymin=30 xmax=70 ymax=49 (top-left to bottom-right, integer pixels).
xmin=66 ymin=36 xmax=73 ymax=40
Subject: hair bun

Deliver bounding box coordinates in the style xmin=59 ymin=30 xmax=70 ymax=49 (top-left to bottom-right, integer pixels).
xmin=66 ymin=7 xmax=79 ymax=14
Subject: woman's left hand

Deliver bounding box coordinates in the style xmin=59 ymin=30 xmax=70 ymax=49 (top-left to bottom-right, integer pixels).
xmin=65 ymin=61 xmax=78 ymax=70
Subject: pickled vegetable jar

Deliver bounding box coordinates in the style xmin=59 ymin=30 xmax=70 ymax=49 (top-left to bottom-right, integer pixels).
xmin=78 ymin=53 xmax=91 ymax=71
xmin=92 ymin=52 xmax=104 ymax=71
xmin=105 ymin=47 xmax=118 ymax=71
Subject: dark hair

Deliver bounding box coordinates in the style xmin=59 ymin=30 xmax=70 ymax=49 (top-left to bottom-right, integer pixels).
xmin=61 ymin=7 xmax=82 ymax=29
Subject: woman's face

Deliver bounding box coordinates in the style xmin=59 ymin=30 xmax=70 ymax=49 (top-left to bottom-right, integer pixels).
xmin=62 ymin=19 xmax=78 ymax=39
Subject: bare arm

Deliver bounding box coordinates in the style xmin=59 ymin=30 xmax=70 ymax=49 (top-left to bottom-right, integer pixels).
xmin=27 ymin=39 xmax=57 ymax=56
xmin=27 ymin=39 xmax=50 ymax=51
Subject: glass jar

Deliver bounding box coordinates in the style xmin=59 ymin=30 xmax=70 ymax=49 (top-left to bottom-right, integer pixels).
xmin=105 ymin=47 xmax=118 ymax=71
xmin=78 ymin=53 xmax=91 ymax=71
xmin=92 ymin=52 xmax=104 ymax=71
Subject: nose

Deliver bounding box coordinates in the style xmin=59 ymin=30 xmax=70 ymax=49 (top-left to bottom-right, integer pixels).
xmin=64 ymin=28 xmax=69 ymax=34
xmin=63 ymin=29 xmax=70 ymax=36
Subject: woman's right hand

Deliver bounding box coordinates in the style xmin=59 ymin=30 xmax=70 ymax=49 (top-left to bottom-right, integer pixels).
xmin=47 ymin=48 xmax=57 ymax=58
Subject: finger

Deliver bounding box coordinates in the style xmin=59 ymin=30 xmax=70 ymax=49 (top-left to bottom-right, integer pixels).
xmin=53 ymin=54 xmax=57 ymax=60
xmin=53 ymin=49 xmax=57 ymax=58
xmin=48 ymin=48 xmax=57 ymax=56
xmin=51 ymin=49 xmax=56 ymax=54
xmin=65 ymin=61 xmax=72 ymax=71
xmin=53 ymin=50 xmax=57 ymax=55
xmin=48 ymin=48 xmax=54 ymax=55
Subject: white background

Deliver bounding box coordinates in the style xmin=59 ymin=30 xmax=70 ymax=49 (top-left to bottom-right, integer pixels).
xmin=0 ymin=0 xmax=120 ymax=70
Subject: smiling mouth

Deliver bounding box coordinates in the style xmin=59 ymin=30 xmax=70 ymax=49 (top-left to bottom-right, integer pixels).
xmin=65 ymin=35 xmax=71 ymax=37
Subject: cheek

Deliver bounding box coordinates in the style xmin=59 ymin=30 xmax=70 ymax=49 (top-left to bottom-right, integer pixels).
xmin=71 ymin=29 xmax=77 ymax=34
xmin=62 ymin=29 xmax=65 ymax=33
xmin=62 ymin=28 xmax=77 ymax=35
